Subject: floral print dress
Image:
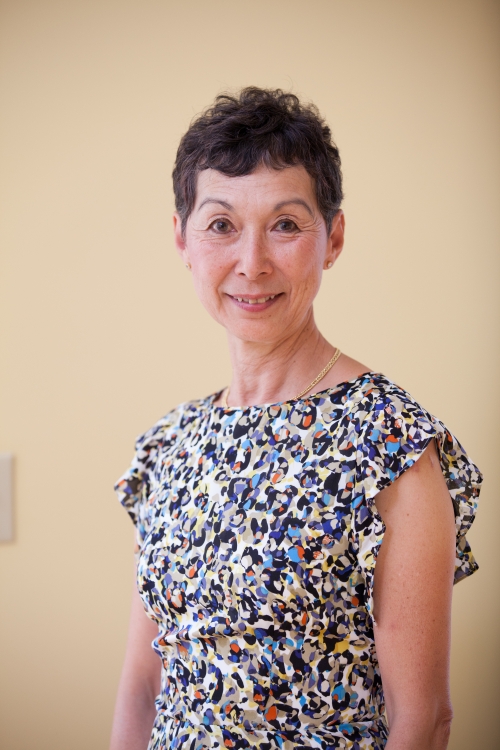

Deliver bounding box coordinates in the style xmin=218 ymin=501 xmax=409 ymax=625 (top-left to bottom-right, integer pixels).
xmin=115 ymin=372 xmax=481 ymax=750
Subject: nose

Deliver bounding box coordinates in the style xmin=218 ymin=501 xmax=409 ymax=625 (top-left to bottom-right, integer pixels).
xmin=234 ymin=230 xmax=273 ymax=280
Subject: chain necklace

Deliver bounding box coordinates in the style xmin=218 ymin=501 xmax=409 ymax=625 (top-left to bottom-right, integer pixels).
xmin=222 ymin=347 xmax=341 ymax=408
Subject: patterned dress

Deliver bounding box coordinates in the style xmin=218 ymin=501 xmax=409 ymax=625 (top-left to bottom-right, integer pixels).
xmin=115 ymin=372 xmax=481 ymax=750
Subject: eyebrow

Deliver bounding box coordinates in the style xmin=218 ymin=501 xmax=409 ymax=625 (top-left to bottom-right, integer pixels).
xmin=197 ymin=198 xmax=233 ymax=212
xmin=197 ymin=197 xmax=314 ymax=217
xmin=273 ymin=199 xmax=314 ymax=217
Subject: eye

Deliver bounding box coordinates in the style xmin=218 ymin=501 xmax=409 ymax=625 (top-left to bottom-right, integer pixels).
xmin=275 ymin=219 xmax=298 ymax=232
xmin=209 ymin=218 xmax=233 ymax=234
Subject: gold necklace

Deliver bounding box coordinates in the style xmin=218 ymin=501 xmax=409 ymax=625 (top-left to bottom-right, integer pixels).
xmin=222 ymin=347 xmax=341 ymax=408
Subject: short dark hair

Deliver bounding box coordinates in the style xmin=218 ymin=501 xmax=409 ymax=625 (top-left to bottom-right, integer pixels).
xmin=172 ymin=87 xmax=343 ymax=235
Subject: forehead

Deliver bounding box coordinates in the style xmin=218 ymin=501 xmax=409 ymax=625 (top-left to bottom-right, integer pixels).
xmin=193 ymin=164 xmax=317 ymax=211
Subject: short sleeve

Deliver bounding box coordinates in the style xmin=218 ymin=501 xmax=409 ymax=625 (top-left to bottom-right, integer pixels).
xmin=114 ymin=422 xmax=166 ymax=551
xmin=352 ymin=385 xmax=482 ymax=617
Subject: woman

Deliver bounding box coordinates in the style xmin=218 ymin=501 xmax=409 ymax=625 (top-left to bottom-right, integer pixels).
xmin=110 ymin=88 xmax=481 ymax=750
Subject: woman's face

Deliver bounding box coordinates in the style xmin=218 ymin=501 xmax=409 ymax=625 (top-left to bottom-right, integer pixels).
xmin=173 ymin=163 xmax=344 ymax=345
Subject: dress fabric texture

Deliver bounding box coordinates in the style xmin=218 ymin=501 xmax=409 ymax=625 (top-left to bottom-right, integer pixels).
xmin=115 ymin=372 xmax=481 ymax=750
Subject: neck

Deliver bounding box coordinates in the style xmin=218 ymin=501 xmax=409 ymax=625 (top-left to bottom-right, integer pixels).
xmin=224 ymin=309 xmax=335 ymax=407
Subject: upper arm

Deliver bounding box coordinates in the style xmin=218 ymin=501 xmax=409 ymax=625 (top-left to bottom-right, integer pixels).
xmin=373 ymin=439 xmax=456 ymax=729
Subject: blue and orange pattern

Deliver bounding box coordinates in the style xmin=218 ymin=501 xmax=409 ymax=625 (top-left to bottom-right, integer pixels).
xmin=115 ymin=372 xmax=481 ymax=749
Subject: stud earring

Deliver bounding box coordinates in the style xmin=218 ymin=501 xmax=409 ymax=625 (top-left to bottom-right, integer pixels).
xmin=325 ymin=261 xmax=333 ymax=269
xmin=185 ymin=262 xmax=191 ymax=270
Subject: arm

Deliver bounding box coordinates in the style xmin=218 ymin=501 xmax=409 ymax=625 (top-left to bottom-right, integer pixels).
xmin=373 ymin=439 xmax=456 ymax=750
xmin=110 ymin=582 xmax=161 ymax=750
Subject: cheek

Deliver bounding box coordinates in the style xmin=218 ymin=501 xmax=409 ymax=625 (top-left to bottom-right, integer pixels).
xmin=190 ymin=257 xmax=227 ymax=315
xmin=287 ymin=248 xmax=323 ymax=302
xmin=295 ymin=274 xmax=322 ymax=311
xmin=190 ymin=241 xmax=230 ymax=279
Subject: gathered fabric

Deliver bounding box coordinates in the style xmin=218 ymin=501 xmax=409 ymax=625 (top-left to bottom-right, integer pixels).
xmin=115 ymin=372 xmax=481 ymax=750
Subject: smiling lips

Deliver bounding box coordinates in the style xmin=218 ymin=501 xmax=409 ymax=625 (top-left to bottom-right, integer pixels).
xmin=232 ymin=294 xmax=277 ymax=305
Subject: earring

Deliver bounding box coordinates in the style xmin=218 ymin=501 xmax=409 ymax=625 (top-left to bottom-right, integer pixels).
xmin=325 ymin=261 xmax=333 ymax=269
xmin=185 ymin=262 xmax=191 ymax=270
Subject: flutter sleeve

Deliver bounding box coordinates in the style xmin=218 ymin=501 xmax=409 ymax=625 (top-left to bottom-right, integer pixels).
xmin=114 ymin=421 xmax=166 ymax=551
xmin=352 ymin=383 xmax=482 ymax=618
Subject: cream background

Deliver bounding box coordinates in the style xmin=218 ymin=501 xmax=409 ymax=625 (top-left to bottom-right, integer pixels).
xmin=0 ymin=1 xmax=498 ymax=748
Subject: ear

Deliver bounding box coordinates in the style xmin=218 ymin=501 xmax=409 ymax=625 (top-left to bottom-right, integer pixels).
xmin=173 ymin=212 xmax=189 ymax=264
xmin=325 ymin=210 xmax=345 ymax=268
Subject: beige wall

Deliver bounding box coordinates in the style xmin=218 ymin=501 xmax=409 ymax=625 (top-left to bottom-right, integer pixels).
xmin=0 ymin=1 xmax=498 ymax=748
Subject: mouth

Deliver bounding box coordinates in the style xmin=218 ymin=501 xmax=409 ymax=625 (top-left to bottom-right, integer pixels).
xmin=227 ymin=293 xmax=282 ymax=311
xmin=233 ymin=294 xmax=277 ymax=304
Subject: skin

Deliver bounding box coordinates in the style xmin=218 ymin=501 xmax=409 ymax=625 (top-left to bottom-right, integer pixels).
xmin=175 ymin=164 xmax=363 ymax=406
xmin=110 ymin=586 xmax=160 ymax=749
xmin=110 ymin=164 xmax=456 ymax=750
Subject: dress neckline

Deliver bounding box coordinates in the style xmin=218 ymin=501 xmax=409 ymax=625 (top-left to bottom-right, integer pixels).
xmin=207 ymin=370 xmax=380 ymax=413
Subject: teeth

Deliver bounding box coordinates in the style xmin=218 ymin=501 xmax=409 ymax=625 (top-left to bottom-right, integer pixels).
xmin=234 ymin=295 xmax=276 ymax=304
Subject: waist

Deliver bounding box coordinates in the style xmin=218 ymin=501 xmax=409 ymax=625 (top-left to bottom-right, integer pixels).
xmin=153 ymin=711 xmax=389 ymax=747
xmin=156 ymin=659 xmax=386 ymax=734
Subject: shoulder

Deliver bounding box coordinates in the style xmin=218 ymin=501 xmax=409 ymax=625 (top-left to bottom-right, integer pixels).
xmin=118 ymin=396 xmax=209 ymax=490
xmin=350 ymin=373 xmax=482 ymax=515
xmin=348 ymin=373 xmax=433 ymax=423
xmin=134 ymin=396 xmax=209 ymax=455
xmin=114 ymin=396 xmax=210 ymax=531
xmin=351 ymin=373 xmax=438 ymax=478
xmin=338 ymin=373 xmax=440 ymax=461
xmin=331 ymin=372 xmax=434 ymax=435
